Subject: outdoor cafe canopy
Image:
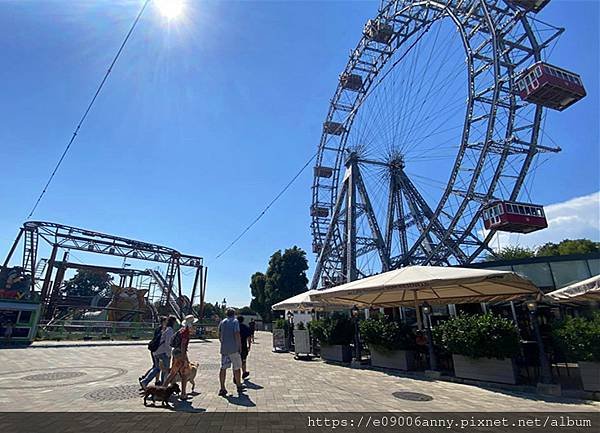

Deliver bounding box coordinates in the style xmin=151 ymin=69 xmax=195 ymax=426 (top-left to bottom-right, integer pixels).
xmin=271 ymin=290 xmax=347 ymax=312
xmin=310 ymin=265 xmax=541 ymax=308
xmin=546 ymin=274 xmax=600 ymax=303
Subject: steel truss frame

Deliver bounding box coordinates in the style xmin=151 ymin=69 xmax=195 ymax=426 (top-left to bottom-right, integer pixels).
xmin=311 ymin=0 xmax=563 ymax=289
xmin=2 ymin=221 xmax=207 ymax=320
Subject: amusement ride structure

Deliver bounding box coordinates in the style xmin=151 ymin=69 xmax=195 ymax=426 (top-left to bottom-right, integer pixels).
xmin=310 ymin=0 xmax=587 ymax=289
xmin=1 ymin=221 xmax=207 ymax=334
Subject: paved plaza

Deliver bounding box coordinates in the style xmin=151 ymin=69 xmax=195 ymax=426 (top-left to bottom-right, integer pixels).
xmin=0 ymin=332 xmax=597 ymax=412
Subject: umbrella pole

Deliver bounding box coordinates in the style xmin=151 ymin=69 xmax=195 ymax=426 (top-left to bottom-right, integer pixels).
xmin=510 ymin=301 xmax=519 ymax=324
xmin=414 ymin=292 xmax=423 ymax=331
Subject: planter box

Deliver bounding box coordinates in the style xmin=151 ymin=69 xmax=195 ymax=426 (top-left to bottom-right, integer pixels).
xmin=321 ymin=344 xmax=352 ymax=363
xmin=272 ymin=329 xmax=287 ymax=351
xmin=452 ymin=354 xmax=517 ymax=385
xmin=294 ymin=329 xmax=311 ymax=355
xmin=579 ymin=361 xmax=600 ymax=392
xmin=370 ymin=346 xmax=415 ymax=371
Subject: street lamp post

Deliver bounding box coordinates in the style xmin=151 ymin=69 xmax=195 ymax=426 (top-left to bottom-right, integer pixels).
xmin=526 ymin=300 xmax=552 ymax=384
xmin=287 ymin=311 xmax=295 ymax=351
xmin=351 ymin=305 xmax=361 ymax=367
xmin=422 ymin=302 xmax=438 ymax=371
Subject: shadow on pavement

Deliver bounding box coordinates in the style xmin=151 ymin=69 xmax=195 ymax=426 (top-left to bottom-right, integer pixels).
xmin=172 ymin=398 xmax=206 ymax=413
xmin=224 ymin=393 xmax=256 ymax=407
xmin=369 ymin=366 xmax=596 ymax=405
xmin=242 ymin=380 xmax=264 ymax=390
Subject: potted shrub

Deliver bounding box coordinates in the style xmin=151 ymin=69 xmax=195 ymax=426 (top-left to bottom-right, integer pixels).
xmin=309 ymin=314 xmax=354 ymax=363
xmin=552 ymin=313 xmax=600 ymax=392
xmin=360 ymin=317 xmax=416 ymax=370
xmin=434 ymin=313 xmax=520 ymax=384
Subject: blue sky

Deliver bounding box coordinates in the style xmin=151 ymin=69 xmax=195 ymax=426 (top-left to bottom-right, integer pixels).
xmin=1 ymin=0 xmax=598 ymax=307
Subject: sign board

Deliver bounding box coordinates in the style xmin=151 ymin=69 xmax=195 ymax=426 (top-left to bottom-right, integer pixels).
xmin=272 ymin=328 xmax=286 ymax=350
xmin=294 ymin=329 xmax=311 ymax=355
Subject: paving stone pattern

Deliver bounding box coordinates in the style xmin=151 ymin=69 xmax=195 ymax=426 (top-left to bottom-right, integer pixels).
xmin=0 ymin=332 xmax=597 ymax=412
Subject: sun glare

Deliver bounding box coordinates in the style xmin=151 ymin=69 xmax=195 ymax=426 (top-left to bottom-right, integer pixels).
xmin=155 ymin=0 xmax=184 ymax=20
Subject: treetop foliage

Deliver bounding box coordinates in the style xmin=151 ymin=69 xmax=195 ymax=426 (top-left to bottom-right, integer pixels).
xmin=62 ymin=269 xmax=113 ymax=298
xmin=249 ymin=246 xmax=308 ymax=322
xmin=486 ymin=238 xmax=599 ymax=262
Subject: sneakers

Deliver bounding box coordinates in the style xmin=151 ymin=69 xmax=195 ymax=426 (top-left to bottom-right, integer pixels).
xmin=218 ymin=389 xmax=227 ymax=397
xmin=242 ymin=371 xmax=250 ymax=379
xmin=237 ymin=386 xmax=244 ymax=395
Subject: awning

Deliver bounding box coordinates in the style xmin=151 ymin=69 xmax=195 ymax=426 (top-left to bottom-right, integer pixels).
xmin=546 ymin=274 xmax=600 ymax=303
xmin=310 ymin=265 xmax=541 ymax=308
xmin=271 ymin=290 xmax=346 ymax=311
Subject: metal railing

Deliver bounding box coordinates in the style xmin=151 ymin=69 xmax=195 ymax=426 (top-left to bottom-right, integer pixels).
xmin=37 ymin=319 xmax=156 ymax=341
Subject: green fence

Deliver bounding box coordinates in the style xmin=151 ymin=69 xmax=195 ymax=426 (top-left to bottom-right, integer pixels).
xmin=37 ymin=320 xmax=156 ymax=341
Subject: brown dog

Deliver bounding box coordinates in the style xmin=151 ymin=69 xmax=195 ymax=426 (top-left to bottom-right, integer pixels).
xmin=160 ymin=360 xmax=198 ymax=391
xmin=141 ymin=383 xmax=181 ymax=408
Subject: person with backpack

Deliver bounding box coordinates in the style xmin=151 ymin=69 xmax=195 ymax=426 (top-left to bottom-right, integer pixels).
xmin=139 ymin=316 xmax=166 ymax=389
xmin=164 ymin=314 xmax=197 ymax=400
xmin=139 ymin=316 xmax=176 ymax=389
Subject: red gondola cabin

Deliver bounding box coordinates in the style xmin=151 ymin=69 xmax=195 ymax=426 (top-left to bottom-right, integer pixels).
xmin=482 ymin=201 xmax=548 ymax=234
xmin=517 ymin=62 xmax=586 ymax=111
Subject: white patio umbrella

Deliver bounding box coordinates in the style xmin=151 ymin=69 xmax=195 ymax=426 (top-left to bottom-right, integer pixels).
xmin=546 ymin=274 xmax=600 ymax=303
xmin=310 ymin=265 xmax=541 ymax=308
xmin=271 ymin=290 xmax=346 ymax=311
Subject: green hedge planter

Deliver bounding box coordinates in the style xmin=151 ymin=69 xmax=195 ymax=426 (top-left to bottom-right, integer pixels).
xmin=553 ymin=314 xmax=600 ymax=392
xmin=370 ymin=345 xmax=415 ymax=371
xmin=578 ymin=362 xmax=600 ymax=392
xmin=435 ymin=313 xmax=520 ymax=384
xmin=453 ymin=354 xmax=518 ymax=384
xmin=321 ymin=344 xmax=353 ymax=363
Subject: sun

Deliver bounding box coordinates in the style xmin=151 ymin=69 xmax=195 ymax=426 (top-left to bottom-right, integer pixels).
xmin=155 ymin=0 xmax=184 ymax=20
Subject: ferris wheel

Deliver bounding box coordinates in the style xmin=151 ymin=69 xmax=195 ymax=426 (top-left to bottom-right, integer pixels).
xmin=310 ymin=0 xmax=586 ymax=289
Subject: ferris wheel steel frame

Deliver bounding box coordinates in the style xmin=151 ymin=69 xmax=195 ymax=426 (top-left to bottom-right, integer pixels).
xmin=310 ymin=0 xmax=564 ymax=289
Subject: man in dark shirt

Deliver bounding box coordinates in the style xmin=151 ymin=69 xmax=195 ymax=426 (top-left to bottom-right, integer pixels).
xmin=249 ymin=319 xmax=256 ymax=343
xmin=237 ymin=316 xmax=252 ymax=379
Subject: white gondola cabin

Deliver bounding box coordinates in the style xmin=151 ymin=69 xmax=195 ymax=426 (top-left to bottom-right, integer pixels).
xmin=509 ymin=0 xmax=551 ymax=13
xmin=482 ymin=201 xmax=548 ymax=234
xmin=323 ymin=121 xmax=346 ymax=136
xmin=340 ymin=73 xmax=363 ymax=91
xmin=364 ymin=19 xmax=393 ymax=44
xmin=517 ymin=62 xmax=586 ymax=111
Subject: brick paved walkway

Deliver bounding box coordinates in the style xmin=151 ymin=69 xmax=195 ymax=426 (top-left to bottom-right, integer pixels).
xmin=0 ymin=332 xmax=597 ymax=412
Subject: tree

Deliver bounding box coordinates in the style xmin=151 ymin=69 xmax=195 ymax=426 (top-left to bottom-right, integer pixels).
xmin=250 ymin=272 xmax=269 ymax=321
xmin=267 ymin=246 xmax=309 ymax=305
xmin=537 ymin=239 xmax=600 ymax=257
xmin=62 ymin=269 xmax=113 ymax=298
xmin=249 ymin=246 xmax=309 ymax=323
xmin=194 ymin=302 xmax=221 ymax=320
xmin=485 ymin=245 xmax=536 ymax=261
xmin=239 ymin=306 xmax=256 ymax=315
xmin=485 ymin=238 xmax=600 ymax=262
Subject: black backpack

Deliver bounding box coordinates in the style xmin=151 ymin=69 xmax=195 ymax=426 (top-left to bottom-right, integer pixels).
xmin=170 ymin=329 xmax=183 ymax=349
xmin=147 ymin=327 xmax=162 ymax=352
